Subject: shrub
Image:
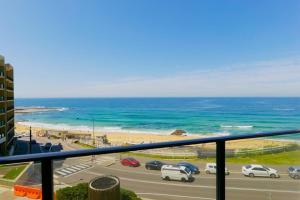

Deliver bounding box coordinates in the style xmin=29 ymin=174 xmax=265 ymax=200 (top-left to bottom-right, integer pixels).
xmin=56 ymin=183 xmax=141 ymax=200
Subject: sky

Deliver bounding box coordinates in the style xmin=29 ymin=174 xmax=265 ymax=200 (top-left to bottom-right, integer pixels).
xmin=0 ymin=0 xmax=299 ymax=98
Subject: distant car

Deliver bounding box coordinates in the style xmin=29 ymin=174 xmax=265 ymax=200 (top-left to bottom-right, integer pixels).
xmin=242 ymin=164 xmax=280 ymax=178
xmin=121 ymin=157 xmax=140 ymax=167
xmin=145 ymin=160 xmax=165 ymax=170
xmin=205 ymin=163 xmax=230 ymax=175
xmin=49 ymin=145 xmax=62 ymax=152
xmin=177 ymin=162 xmax=200 ymax=174
xmin=288 ymin=166 xmax=300 ymax=179
xmin=161 ymin=165 xmax=194 ymax=182
xmin=31 ymin=140 xmax=37 ymax=144
xmin=44 ymin=143 xmax=52 ymax=151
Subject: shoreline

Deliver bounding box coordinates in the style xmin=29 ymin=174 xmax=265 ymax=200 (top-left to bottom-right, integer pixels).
xmin=15 ymin=122 xmax=295 ymax=149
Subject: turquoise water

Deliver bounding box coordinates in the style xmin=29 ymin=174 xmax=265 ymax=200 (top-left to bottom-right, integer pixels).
xmin=15 ymin=98 xmax=300 ymax=139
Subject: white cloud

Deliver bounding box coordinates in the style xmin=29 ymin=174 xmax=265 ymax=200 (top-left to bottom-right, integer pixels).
xmin=80 ymin=57 xmax=300 ymax=97
xmin=16 ymin=57 xmax=300 ymax=97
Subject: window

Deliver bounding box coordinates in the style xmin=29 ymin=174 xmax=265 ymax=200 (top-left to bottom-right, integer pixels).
xmin=253 ymin=168 xmax=266 ymax=171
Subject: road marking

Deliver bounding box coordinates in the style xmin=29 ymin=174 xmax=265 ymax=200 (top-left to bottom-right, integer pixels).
xmin=70 ymin=166 xmax=82 ymax=170
xmin=56 ymin=171 xmax=67 ymax=176
xmin=137 ymin=193 xmax=215 ymax=200
xmin=65 ymin=167 xmax=77 ymax=172
xmin=61 ymin=169 xmax=73 ymax=174
xmin=102 ymin=166 xmax=295 ymax=183
xmin=75 ymin=165 xmax=87 ymax=169
xmin=85 ymin=170 xmax=300 ymax=194
xmin=55 ymin=163 xmax=93 ymax=177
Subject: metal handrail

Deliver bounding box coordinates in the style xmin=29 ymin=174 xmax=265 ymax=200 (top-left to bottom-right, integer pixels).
xmin=0 ymin=129 xmax=299 ymax=200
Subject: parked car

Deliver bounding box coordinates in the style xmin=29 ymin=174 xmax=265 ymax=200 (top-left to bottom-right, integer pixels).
xmin=177 ymin=162 xmax=200 ymax=174
xmin=242 ymin=164 xmax=280 ymax=178
xmin=145 ymin=160 xmax=165 ymax=170
xmin=288 ymin=166 xmax=300 ymax=179
xmin=44 ymin=142 xmax=52 ymax=151
xmin=205 ymin=163 xmax=230 ymax=175
xmin=161 ymin=165 xmax=194 ymax=182
xmin=121 ymin=157 xmax=140 ymax=167
xmin=31 ymin=140 xmax=37 ymax=144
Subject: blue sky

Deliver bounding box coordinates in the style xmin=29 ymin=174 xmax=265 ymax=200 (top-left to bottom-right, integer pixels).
xmin=0 ymin=0 xmax=299 ymax=97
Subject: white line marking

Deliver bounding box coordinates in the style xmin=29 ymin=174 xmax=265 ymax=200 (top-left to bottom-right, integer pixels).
xmin=85 ymin=170 xmax=300 ymax=194
xmin=75 ymin=165 xmax=87 ymax=169
xmin=55 ymin=171 xmax=67 ymax=176
xmin=137 ymin=193 xmax=215 ymax=200
xmin=60 ymin=169 xmax=72 ymax=174
xmin=70 ymin=166 xmax=81 ymax=170
xmin=102 ymin=166 xmax=295 ymax=183
xmin=65 ymin=167 xmax=77 ymax=172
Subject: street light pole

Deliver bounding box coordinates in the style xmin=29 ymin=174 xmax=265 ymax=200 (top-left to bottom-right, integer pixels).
xmin=92 ymin=118 xmax=95 ymax=146
xmin=29 ymin=126 xmax=32 ymax=154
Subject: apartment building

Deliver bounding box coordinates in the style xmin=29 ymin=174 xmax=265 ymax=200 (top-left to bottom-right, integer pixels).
xmin=0 ymin=55 xmax=14 ymax=156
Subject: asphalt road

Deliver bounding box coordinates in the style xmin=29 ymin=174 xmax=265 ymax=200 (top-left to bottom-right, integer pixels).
xmin=56 ymin=155 xmax=300 ymax=200
xmin=19 ymin=136 xmax=299 ymax=200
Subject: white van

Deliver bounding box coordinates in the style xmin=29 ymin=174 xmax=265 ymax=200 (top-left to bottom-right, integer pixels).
xmin=161 ymin=165 xmax=194 ymax=182
xmin=205 ymin=163 xmax=230 ymax=175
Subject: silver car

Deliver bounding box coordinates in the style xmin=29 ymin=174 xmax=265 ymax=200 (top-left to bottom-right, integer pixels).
xmin=288 ymin=166 xmax=300 ymax=179
xmin=242 ymin=164 xmax=280 ymax=178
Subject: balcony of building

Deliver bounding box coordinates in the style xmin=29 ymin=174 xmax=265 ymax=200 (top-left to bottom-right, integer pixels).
xmin=0 ymin=129 xmax=299 ymax=200
xmin=5 ymin=64 xmax=13 ymax=82
xmin=0 ymin=126 xmax=5 ymax=144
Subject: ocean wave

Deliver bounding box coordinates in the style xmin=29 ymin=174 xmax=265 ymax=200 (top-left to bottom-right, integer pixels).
xmin=58 ymin=107 xmax=69 ymax=112
xmin=273 ymin=108 xmax=295 ymax=111
xmin=220 ymin=125 xmax=253 ymax=129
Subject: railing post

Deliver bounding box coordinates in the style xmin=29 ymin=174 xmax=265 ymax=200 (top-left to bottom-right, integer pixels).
xmin=216 ymin=140 xmax=225 ymax=200
xmin=41 ymin=159 xmax=53 ymax=200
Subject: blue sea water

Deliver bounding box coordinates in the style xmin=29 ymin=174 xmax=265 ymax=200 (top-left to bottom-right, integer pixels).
xmin=15 ymin=98 xmax=300 ymax=139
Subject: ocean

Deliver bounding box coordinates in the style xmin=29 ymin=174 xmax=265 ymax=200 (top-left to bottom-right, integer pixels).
xmin=15 ymin=97 xmax=300 ymax=139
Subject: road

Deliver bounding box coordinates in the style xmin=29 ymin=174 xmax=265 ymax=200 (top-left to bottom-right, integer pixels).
xmin=21 ymin=136 xmax=300 ymax=200
xmin=55 ymin=155 xmax=300 ymax=200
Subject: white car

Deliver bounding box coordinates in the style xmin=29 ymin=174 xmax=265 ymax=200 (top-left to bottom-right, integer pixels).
xmin=242 ymin=164 xmax=280 ymax=178
xmin=161 ymin=165 xmax=194 ymax=182
xmin=205 ymin=163 xmax=230 ymax=175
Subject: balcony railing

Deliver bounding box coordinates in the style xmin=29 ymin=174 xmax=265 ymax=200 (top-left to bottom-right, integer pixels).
xmin=0 ymin=129 xmax=299 ymax=200
xmin=6 ymin=76 xmax=13 ymax=82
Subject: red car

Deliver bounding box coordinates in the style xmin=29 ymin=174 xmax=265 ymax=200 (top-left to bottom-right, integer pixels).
xmin=121 ymin=157 xmax=140 ymax=167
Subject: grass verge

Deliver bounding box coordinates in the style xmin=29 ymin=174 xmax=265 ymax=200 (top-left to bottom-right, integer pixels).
xmin=125 ymin=150 xmax=300 ymax=165
xmin=3 ymin=165 xmax=27 ymax=180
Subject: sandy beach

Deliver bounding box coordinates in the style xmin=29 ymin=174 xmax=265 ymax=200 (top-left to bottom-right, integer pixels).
xmin=15 ymin=122 xmax=294 ymax=150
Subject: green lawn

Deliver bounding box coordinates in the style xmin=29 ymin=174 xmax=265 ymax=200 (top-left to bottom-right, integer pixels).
xmin=126 ymin=150 xmax=300 ymax=165
xmin=225 ymin=150 xmax=300 ymax=165
xmin=3 ymin=165 xmax=27 ymax=180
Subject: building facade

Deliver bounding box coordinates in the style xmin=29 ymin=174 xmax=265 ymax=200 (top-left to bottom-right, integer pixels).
xmin=0 ymin=55 xmax=14 ymax=156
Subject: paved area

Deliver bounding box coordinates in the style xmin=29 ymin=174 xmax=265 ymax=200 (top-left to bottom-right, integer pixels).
xmin=4 ymin=136 xmax=299 ymax=200
xmin=55 ymin=163 xmax=93 ymax=177
xmin=56 ymin=155 xmax=300 ymax=200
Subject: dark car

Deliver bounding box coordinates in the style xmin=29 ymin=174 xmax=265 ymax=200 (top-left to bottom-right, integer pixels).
xmin=288 ymin=166 xmax=300 ymax=179
xmin=44 ymin=142 xmax=52 ymax=151
xmin=145 ymin=160 xmax=165 ymax=170
xmin=177 ymin=162 xmax=200 ymax=174
xmin=31 ymin=140 xmax=37 ymax=144
xmin=121 ymin=157 xmax=140 ymax=167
